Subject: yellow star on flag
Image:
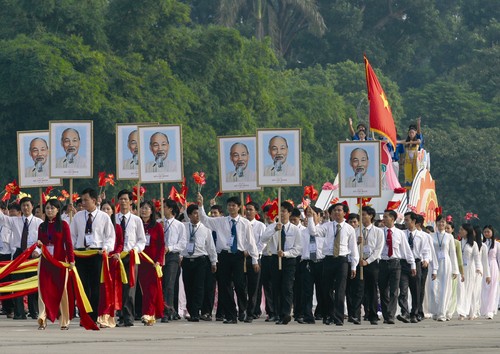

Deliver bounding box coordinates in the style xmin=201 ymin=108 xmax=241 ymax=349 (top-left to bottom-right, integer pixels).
xmin=380 ymin=92 xmax=390 ymax=110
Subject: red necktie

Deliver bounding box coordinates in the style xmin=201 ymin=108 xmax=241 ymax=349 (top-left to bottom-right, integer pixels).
xmin=387 ymin=229 xmax=393 ymax=257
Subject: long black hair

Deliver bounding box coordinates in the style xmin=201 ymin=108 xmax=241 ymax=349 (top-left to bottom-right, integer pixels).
xmin=473 ymin=225 xmax=483 ymax=251
xmin=140 ymin=201 xmax=157 ymax=229
xmin=41 ymin=199 xmax=62 ymax=233
xmin=100 ymin=200 xmax=116 ymax=230
xmin=483 ymin=225 xmax=496 ymax=250
xmin=461 ymin=223 xmax=475 ymax=247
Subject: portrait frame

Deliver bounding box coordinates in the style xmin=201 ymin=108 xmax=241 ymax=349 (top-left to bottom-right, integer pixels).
xmin=218 ymin=135 xmax=261 ymax=193
xmin=116 ymin=123 xmax=158 ymax=180
xmin=338 ymin=140 xmax=381 ymax=198
xmin=138 ymin=125 xmax=183 ymax=184
xmin=256 ymin=128 xmax=302 ymax=187
xmin=17 ymin=130 xmax=62 ymax=188
xmin=49 ymin=121 xmax=93 ymax=179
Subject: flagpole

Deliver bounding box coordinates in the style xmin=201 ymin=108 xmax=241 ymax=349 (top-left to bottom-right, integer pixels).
xmin=358 ymin=198 xmax=363 ymax=280
xmin=278 ymin=187 xmax=282 ymax=270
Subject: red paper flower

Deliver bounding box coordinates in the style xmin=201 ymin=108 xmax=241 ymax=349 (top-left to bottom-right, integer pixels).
xmin=446 ymin=215 xmax=453 ymax=223
xmin=192 ymin=172 xmax=206 ymax=185
xmin=98 ymin=172 xmax=115 ymax=187
xmin=322 ymin=182 xmax=334 ymax=190
xmin=72 ymin=193 xmax=80 ymax=203
xmin=435 ymin=207 xmax=442 ymax=216
xmin=132 ymin=186 xmax=146 ymax=202
xmin=215 ymin=190 xmax=223 ymax=198
xmin=303 ymin=185 xmax=319 ymax=201
xmin=152 ymin=199 xmax=161 ymax=212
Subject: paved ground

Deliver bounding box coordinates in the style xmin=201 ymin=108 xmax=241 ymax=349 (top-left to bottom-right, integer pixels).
xmin=1 ymin=315 xmax=499 ymax=353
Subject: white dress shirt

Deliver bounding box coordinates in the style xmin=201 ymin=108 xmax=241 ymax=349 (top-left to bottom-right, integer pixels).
xmin=0 ymin=225 xmax=13 ymax=256
xmin=181 ymin=222 xmax=217 ymax=265
xmin=199 ymin=206 xmax=259 ymax=264
xmin=249 ymin=218 xmax=266 ymax=255
xmin=70 ymin=209 xmax=115 ymax=252
xmin=261 ymin=221 xmax=302 ymax=258
xmin=307 ymin=218 xmax=359 ymax=270
xmin=357 ymin=224 xmax=384 ymax=264
xmin=116 ymin=212 xmax=146 ymax=253
xmin=405 ymin=228 xmax=431 ymax=262
xmin=0 ymin=213 xmax=43 ymax=251
xmin=380 ymin=226 xmax=416 ymax=270
xmin=300 ymin=227 xmax=324 ymax=260
xmin=163 ymin=217 xmax=188 ymax=254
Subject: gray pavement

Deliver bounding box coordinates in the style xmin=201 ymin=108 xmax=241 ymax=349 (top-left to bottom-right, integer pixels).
xmin=1 ymin=315 xmax=499 ymax=353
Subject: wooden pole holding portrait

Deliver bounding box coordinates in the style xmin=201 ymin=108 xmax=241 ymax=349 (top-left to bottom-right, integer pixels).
xmin=277 ymin=186 xmax=282 ymax=270
xmin=358 ymin=198 xmax=364 ymax=280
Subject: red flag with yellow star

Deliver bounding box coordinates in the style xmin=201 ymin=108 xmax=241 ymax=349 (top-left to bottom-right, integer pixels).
xmin=364 ymin=55 xmax=397 ymax=148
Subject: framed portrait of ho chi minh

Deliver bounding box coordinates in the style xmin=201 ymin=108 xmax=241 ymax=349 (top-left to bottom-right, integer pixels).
xmin=338 ymin=140 xmax=381 ymax=198
xmin=218 ymin=136 xmax=261 ymax=192
xmin=256 ymin=129 xmax=302 ymax=187
xmin=138 ymin=125 xmax=183 ymax=183
xmin=49 ymin=121 xmax=93 ymax=179
xmin=116 ymin=123 xmax=158 ymax=180
xmin=17 ymin=130 xmax=62 ymax=188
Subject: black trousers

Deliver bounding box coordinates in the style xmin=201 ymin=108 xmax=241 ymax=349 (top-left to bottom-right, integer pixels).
xmin=293 ymin=256 xmax=303 ymax=318
xmin=418 ymin=263 xmax=429 ymax=318
xmin=120 ymin=254 xmax=138 ymax=324
xmin=75 ymin=252 xmax=102 ymax=322
xmin=346 ymin=263 xmax=364 ymax=320
xmin=218 ymin=251 xmax=247 ymax=321
xmin=201 ymin=261 xmax=216 ymax=316
xmin=363 ymin=261 xmax=380 ymax=322
xmin=270 ymin=255 xmax=296 ymax=319
xmin=378 ymin=259 xmax=401 ymax=321
xmin=300 ymin=259 xmax=323 ymax=321
xmin=398 ymin=260 xmax=422 ymax=317
xmin=162 ymin=252 xmax=180 ymax=317
xmin=260 ymin=255 xmax=275 ymax=317
xmin=0 ymin=253 xmax=14 ymax=315
xmin=242 ymin=256 xmax=261 ymax=317
xmin=322 ymin=256 xmax=348 ymax=324
xmin=182 ymin=256 xmax=208 ymax=319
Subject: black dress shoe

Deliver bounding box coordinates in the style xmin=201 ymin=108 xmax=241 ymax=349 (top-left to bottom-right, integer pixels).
xmin=397 ymin=315 xmax=410 ymax=323
xmin=13 ymin=315 xmax=27 ymax=320
xmin=200 ymin=314 xmax=212 ymax=321
xmin=223 ymin=319 xmax=237 ymax=324
xmin=282 ymin=315 xmax=291 ymax=325
xmin=188 ymin=317 xmax=199 ymax=322
xmin=160 ymin=316 xmax=169 ymax=323
xmin=335 ymin=322 xmax=343 ymax=326
xmin=265 ymin=316 xmax=277 ymax=322
xmin=216 ymin=317 xmax=224 ymax=322
xmin=298 ymin=318 xmax=316 ymax=324
xmin=348 ymin=317 xmax=361 ymax=324
xmin=244 ymin=317 xmax=253 ymax=323
xmin=384 ymin=319 xmax=395 ymax=324
xmin=238 ymin=314 xmax=246 ymax=322
xmin=323 ymin=319 xmax=333 ymax=325
xmin=370 ymin=320 xmax=378 ymax=325
xmin=410 ymin=316 xmax=418 ymax=323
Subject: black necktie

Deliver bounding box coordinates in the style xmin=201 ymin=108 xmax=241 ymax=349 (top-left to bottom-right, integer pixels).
xmin=121 ymin=215 xmax=126 ymax=240
xmin=188 ymin=224 xmax=197 ymax=256
xmin=281 ymin=227 xmax=286 ymax=253
xmin=409 ymin=232 xmax=414 ymax=250
xmin=84 ymin=213 xmax=92 ymax=247
xmin=20 ymin=218 xmax=29 ymax=250
xmin=212 ymin=231 xmax=217 ymax=245
xmin=230 ymin=219 xmax=238 ymax=253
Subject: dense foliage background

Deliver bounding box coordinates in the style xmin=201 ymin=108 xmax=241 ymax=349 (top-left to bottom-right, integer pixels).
xmin=0 ymin=0 xmax=498 ymax=226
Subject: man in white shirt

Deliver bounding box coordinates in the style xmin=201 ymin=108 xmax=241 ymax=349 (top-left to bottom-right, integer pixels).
xmin=197 ymin=193 xmax=260 ymax=324
xmin=71 ymin=188 xmax=115 ymax=322
xmin=161 ymin=199 xmax=187 ymax=322
xmin=378 ymin=209 xmax=416 ymax=324
xmin=116 ymin=189 xmax=146 ymax=327
xmin=261 ymin=201 xmax=302 ymax=325
xmin=243 ymin=201 xmax=266 ymax=322
xmin=0 ymin=197 xmax=43 ymax=320
xmin=181 ymin=204 xmax=217 ymax=322
xmin=356 ymin=206 xmax=384 ymax=325
xmin=398 ymin=212 xmax=431 ymax=324
xmin=298 ymin=206 xmax=325 ymax=324
xmin=307 ymin=203 xmax=359 ymax=326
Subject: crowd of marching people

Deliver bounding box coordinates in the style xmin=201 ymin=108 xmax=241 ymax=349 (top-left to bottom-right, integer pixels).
xmin=0 ymin=187 xmax=497 ymax=330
